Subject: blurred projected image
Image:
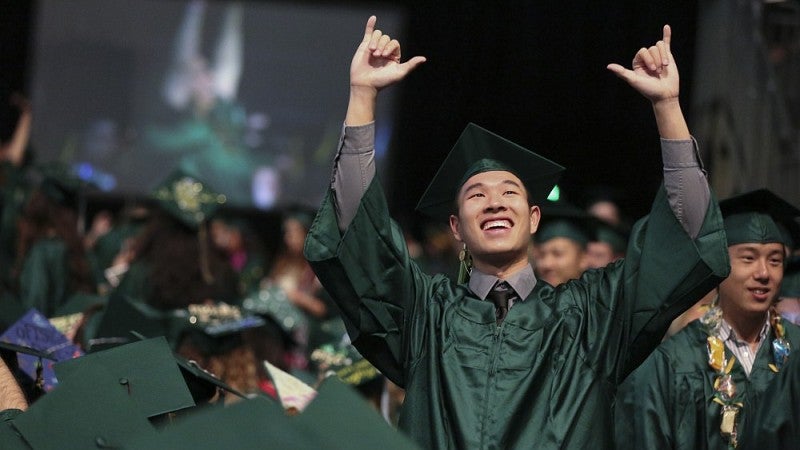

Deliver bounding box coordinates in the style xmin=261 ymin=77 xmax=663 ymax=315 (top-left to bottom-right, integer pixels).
xmin=30 ymin=0 xmax=403 ymax=208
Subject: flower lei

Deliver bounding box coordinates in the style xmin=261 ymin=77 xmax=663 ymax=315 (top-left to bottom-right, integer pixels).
xmin=699 ymin=301 xmax=791 ymax=449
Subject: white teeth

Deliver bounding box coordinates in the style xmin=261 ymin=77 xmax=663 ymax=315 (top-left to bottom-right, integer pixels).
xmin=483 ymin=220 xmax=511 ymax=230
xmin=753 ymin=289 xmax=767 ymax=294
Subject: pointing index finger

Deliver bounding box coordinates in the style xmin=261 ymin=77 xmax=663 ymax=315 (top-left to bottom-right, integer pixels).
xmin=662 ymin=24 xmax=671 ymax=50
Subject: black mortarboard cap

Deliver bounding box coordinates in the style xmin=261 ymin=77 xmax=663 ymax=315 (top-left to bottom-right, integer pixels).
xmin=416 ymin=123 xmax=564 ymax=221
xmin=720 ymin=189 xmax=800 ymax=247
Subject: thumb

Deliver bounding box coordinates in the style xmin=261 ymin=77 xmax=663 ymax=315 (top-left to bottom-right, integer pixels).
xmin=606 ymin=63 xmax=633 ymax=82
xmin=400 ymin=56 xmax=427 ymax=74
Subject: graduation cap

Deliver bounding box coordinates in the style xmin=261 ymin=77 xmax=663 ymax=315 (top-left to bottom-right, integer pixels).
xmin=535 ymin=200 xmax=596 ymax=247
xmin=10 ymin=360 xmax=158 ymax=450
xmin=241 ymin=285 xmax=307 ymax=343
xmin=416 ymin=123 xmax=564 ymax=221
xmin=591 ymin=218 xmax=629 ymax=255
xmin=54 ymin=337 xmax=196 ymax=418
xmin=719 ymin=189 xmax=800 ymax=247
xmin=151 ymin=168 xmax=227 ymax=230
xmin=28 ymin=161 xmax=87 ymax=208
xmin=124 ymin=396 xmax=321 ymax=450
xmin=0 ymin=309 xmax=83 ymax=392
xmin=174 ymin=302 xmax=266 ymax=356
xmin=292 ymin=377 xmax=420 ymax=450
xmin=310 ymin=341 xmax=382 ymax=388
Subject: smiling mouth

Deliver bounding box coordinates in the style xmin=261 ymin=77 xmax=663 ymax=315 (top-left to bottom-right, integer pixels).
xmin=482 ymin=219 xmax=512 ymax=231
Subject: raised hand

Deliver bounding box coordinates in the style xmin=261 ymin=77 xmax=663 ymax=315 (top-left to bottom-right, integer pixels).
xmin=350 ymin=15 xmax=426 ymax=92
xmin=607 ymin=25 xmax=678 ymax=104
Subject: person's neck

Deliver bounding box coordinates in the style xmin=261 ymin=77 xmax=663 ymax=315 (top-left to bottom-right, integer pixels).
xmin=719 ymin=302 xmax=769 ymax=348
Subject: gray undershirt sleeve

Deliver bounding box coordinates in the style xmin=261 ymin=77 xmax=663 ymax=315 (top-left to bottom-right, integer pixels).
xmin=328 ymin=125 xmax=708 ymax=239
xmin=331 ymin=122 xmax=377 ymax=231
xmin=662 ymin=137 xmax=710 ymax=239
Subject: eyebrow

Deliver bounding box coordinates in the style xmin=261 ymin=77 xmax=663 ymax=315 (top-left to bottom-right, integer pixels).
xmin=462 ymin=178 xmax=523 ymax=195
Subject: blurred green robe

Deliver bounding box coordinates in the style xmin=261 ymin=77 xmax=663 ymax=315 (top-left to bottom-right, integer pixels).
xmin=304 ymin=179 xmax=729 ymax=449
xmin=615 ymin=319 xmax=800 ymax=450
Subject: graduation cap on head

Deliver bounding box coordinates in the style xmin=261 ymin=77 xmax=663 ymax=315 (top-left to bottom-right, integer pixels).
xmin=0 ymin=309 xmax=83 ymax=392
xmin=54 ymin=336 xmax=196 ymax=418
xmin=293 ymin=377 xmax=420 ymax=450
xmin=591 ymin=218 xmax=629 ymax=254
xmin=310 ymin=341 xmax=382 ymax=388
xmin=720 ymin=189 xmax=800 ymax=248
xmin=151 ymin=168 xmax=227 ymax=230
xmin=124 ymin=396 xmax=320 ymax=450
xmin=535 ymin=200 xmax=596 ymax=247
xmin=10 ymin=360 xmax=158 ymax=450
xmin=416 ymin=123 xmax=564 ymax=221
xmin=241 ymin=285 xmax=307 ymax=344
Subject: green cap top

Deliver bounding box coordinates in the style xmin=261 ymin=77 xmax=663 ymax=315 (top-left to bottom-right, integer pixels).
xmin=310 ymin=342 xmax=382 ymax=387
xmin=535 ymin=200 xmax=595 ymax=247
xmin=151 ymin=169 xmax=227 ymax=229
xmin=720 ymin=189 xmax=800 ymax=247
xmin=416 ymin=123 xmax=564 ymax=221
xmin=54 ymin=337 xmax=196 ymax=418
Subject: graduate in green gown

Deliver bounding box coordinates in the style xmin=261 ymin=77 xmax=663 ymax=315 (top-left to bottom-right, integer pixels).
xmin=304 ymin=17 xmax=729 ymax=449
xmin=615 ymin=189 xmax=800 ymax=449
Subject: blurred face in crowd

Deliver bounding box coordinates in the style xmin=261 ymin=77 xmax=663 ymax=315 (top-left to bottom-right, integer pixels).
xmin=534 ymin=237 xmax=588 ymax=286
xmin=586 ymin=241 xmax=616 ymax=269
xmin=718 ymin=242 xmax=785 ymax=320
xmin=450 ymin=170 xmax=540 ymax=274
xmin=283 ymin=217 xmax=308 ymax=256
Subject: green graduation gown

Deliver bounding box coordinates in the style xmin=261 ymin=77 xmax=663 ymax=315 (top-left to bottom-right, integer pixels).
xmin=738 ymin=351 xmax=800 ymax=450
xmin=18 ymin=238 xmax=71 ymax=317
xmin=304 ymin=179 xmax=729 ymax=449
xmin=615 ymin=320 xmax=800 ymax=450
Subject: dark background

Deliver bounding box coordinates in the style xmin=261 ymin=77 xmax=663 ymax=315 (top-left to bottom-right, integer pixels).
xmin=0 ymin=1 xmax=699 ymax=226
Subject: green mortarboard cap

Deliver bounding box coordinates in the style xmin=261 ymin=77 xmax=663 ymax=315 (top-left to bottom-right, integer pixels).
xmin=720 ymin=189 xmax=800 ymax=247
xmin=591 ymin=219 xmax=629 ymax=254
xmin=535 ymin=200 xmax=595 ymax=247
xmin=89 ymin=294 xmax=172 ymax=352
xmin=780 ymin=256 xmax=800 ymax=298
xmin=242 ymin=285 xmax=307 ymax=342
xmin=416 ymin=123 xmax=564 ymax=221
xmin=151 ymin=168 xmax=227 ymax=229
xmin=310 ymin=342 xmax=382 ymax=387
xmin=11 ymin=361 xmax=157 ymax=450
xmin=173 ymin=302 xmax=266 ymax=355
xmin=54 ymin=337 xmax=196 ymax=418
xmin=293 ymin=377 xmax=420 ymax=450
xmin=125 ymin=396 xmax=321 ymax=450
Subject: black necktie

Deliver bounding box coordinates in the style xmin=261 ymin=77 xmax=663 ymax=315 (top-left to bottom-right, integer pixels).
xmin=487 ymin=280 xmax=513 ymax=324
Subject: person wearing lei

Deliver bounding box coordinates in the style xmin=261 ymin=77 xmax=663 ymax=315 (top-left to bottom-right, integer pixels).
xmin=615 ymin=189 xmax=800 ymax=449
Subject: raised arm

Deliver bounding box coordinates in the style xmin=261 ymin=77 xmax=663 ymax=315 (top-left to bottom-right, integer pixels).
xmin=607 ymin=25 xmax=708 ymax=238
xmin=333 ymin=16 xmax=426 ymax=229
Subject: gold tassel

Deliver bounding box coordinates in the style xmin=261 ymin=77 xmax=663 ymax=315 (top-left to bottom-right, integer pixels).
xmin=457 ymin=244 xmax=472 ymax=284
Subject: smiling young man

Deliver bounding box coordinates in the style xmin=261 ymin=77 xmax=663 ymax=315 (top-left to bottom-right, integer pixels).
xmin=304 ymin=17 xmax=729 ymax=449
xmin=615 ymin=190 xmax=800 ymax=450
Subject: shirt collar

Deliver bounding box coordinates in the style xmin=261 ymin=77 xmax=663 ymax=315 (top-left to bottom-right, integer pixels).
xmin=719 ymin=317 xmax=771 ymax=345
xmin=469 ymin=263 xmax=537 ymax=300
